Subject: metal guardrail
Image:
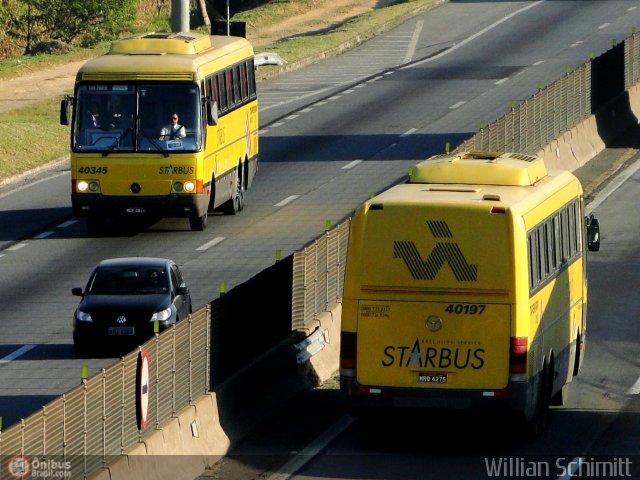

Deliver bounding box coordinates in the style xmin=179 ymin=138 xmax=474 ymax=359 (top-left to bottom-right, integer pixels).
xmin=291 ymin=220 xmax=350 ymax=331
xmin=454 ymin=64 xmax=592 ymax=155
xmin=1 ymin=27 xmax=640 ymax=480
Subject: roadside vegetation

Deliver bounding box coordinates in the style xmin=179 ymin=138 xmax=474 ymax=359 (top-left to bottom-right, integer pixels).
xmin=0 ymin=0 xmax=438 ymax=182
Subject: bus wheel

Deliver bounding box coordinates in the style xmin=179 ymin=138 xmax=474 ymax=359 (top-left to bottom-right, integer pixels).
xmin=520 ymin=367 xmax=549 ymax=442
xmin=86 ymin=215 xmax=105 ymax=236
xmin=223 ymin=169 xmax=244 ymax=215
xmin=189 ymin=211 xmax=208 ymax=231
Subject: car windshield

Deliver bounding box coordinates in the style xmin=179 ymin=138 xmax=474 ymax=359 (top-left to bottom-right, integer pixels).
xmin=88 ymin=266 xmax=168 ymax=295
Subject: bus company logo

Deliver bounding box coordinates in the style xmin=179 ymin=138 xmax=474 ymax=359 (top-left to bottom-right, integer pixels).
xmin=7 ymin=455 xmax=30 ymax=478
xmin=393 ymin=220 xmax=478 ymax=281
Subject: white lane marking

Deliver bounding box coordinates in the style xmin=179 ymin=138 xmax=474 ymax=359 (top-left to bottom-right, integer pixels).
xmin=267 ymin=415 xmax=356 ymax=480
xmin=271 ymin=122 xmax=284 ymax=128
xmin=586 ymin=157 xmax=640 ymax=215
xmin=495 ymin=78 xmax=509 ymax=85
xmin=259 ymin=129 xmax=269 ymax=135
xmin=0 ymin=344 xmax=36 ymax=364
xmin=627 ymin=376 xmax=640 ymax=395
xmin=343 ymin=89 xmax=355 ymax=94
xmin=405 ymin=1 xmax=544 ymax=69
xmin=8 ymin=243 xmax=28 ymax=251
xmin=300 ymin=107 xmax=314 ymax=113
xmin=598 ymin=23 xmax=610 ymax=30
xmin=629 ymin=6 xmax=637 ymax=11
xmin=404 ymin=20 xmax=424 ymax=63
xmin=342 ymin=160 xmax=362 ymax=170
xmin=33 ymin=231 xmax=53 ymax=239
xmin=533 ymin=60 xmax=545 ymax=66
xmin=400 ymin=128 xmax=417 ymax=138
xmin=196 ymin=236 xmax=225 ymax=252
xmin=328 ymin=95 xmax=342 ymax=101
xmin=274 ymin=195 xmax=300 ymax=207
xmin=0 ymin=170 xmax=68 ymax=200
xmin=57 ymin=220 xmax=77 ymax=228
xmin=285 ymin=114 xmax=299 ymax=120
xmin=315 ymin=101 xmax=328 ymax=106
xmin=450 ymin=101 xmax=466 ymax=109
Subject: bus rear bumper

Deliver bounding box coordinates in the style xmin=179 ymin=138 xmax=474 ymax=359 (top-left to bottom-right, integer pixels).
xmin=72 ymin=193 xmax=209 ymax=218
xmin=340 ymin=377 xmax=531 ymax=414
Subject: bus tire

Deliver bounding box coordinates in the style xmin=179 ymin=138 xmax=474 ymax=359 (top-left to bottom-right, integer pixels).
xmin=573 ymin=331 xmax=584 ymax=377
xmin=550 ymin=383 xmax=569 ymax=406
xmin=223 ymin=167 xmax=243 ymax=215
xmin=520 ymin=366 xmax=549 ymax=442
xmin=189 ymin=211 xmax=208 ymax=231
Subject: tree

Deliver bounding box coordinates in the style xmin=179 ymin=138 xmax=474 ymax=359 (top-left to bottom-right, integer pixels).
xmin=3 ymin=0 xmax=137 ymax=54
xmin=28 ymin=0 xmax=137 ymax=46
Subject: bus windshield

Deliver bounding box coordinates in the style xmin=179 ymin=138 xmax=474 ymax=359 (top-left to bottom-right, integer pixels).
xmin=73 ymin=84 xmax=202 ymax=153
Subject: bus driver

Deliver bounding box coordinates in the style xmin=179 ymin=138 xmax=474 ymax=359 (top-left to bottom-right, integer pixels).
xmin=159 ymin=112 xmax=186 ymax=140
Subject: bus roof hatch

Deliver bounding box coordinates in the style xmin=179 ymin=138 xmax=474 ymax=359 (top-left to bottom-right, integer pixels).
xmin=408 ymin=151 xmax=547 ymax=186
xmin=108 ymin=32 xmax=214 ymax=55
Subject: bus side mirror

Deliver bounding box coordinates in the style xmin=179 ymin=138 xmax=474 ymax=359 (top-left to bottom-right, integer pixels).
xmin=60 ymin=95 xmax=72 ymax=126
xmin=206 ymin=98 xmax=218 ymax=126
xmin=586 ymin=214 xmax=600 ymax=252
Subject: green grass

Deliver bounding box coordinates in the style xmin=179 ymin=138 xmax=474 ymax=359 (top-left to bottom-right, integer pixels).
xmin=0 ymin=97 xmax=69 ymax=179
xmin=0 ymin=0 xmax=440 ymax=183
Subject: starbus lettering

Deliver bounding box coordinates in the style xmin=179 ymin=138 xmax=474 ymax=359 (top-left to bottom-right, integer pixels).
xmin=159 ymin=165 xmax=194 ymax=175
xmin=382 ymin=338 xmax=485 ymax=369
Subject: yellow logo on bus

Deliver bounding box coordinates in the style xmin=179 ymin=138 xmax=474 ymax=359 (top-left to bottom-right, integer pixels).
xmin=393 ymin=220 xmax=478 ymax=281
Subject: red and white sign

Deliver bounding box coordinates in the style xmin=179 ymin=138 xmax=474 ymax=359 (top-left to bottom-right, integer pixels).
xmin=136 ymin=350 xmax=150 ymax=430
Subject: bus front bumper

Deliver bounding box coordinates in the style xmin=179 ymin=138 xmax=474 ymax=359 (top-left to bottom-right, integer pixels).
xmin=72 ymin=193 xmax=209 ymax=218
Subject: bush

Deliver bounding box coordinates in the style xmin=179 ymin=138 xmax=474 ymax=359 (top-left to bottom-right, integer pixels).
xmin=28 ymin=39 xmax=69 ymax=55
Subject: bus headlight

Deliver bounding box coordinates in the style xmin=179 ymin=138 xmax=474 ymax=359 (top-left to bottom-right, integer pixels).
xmin=184 ymin=181 xmax=195 ymax=193
xmin=173 ymin=182 xmax=183 ymax=192
xmin=77 ymin=180 xmax=99 ymax=193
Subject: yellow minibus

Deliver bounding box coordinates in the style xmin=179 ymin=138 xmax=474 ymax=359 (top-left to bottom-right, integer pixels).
xmin=340 ymin=151 xmax=600 ymax=439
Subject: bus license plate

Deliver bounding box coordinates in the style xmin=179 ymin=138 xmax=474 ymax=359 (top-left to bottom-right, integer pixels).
xmin=125 ymin=207 xmax=146 ymax=214
xmin=419 ymin=373 xmax=447 ymax=384
xmin=108 ymin=326 xmax=135 ymax=336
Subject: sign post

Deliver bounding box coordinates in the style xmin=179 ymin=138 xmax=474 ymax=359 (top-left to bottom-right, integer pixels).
xmin=136 ymin=350 xmax=150 ymax=430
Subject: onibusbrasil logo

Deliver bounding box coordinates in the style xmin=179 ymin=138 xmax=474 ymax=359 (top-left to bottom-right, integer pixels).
xmin=6 ymin=455 xmax=71 ymax=478
xmin=7 ymin=455 xmax=30 ymax=479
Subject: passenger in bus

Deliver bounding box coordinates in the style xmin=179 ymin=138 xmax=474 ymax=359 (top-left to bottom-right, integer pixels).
xmin=159 ymin=113 xmax=186 ymax=140
xmin=88 ymin=102 xmax=102 ymax=128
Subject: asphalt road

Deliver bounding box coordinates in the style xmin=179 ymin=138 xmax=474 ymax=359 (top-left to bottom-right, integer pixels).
xmin=0 ymin=2 xmax=639 ymax=463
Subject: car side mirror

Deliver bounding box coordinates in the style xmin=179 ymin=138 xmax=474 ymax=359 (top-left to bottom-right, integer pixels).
xmin=585 ymin=214 xmax=600 ymax=252
xmin=176 ymin=285 xmax=189 ymax=296
xmin=72 ymin=287 xmax=84 ymax=296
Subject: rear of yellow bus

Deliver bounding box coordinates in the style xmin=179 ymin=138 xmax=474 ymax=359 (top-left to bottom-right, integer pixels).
xmin=339 ymin=185 xmax=535 ymax=419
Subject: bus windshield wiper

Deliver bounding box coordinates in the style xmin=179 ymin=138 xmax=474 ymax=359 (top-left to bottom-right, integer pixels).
xmin=102 ymin=128 xmax=133 ymax=156
xmin=138 ymin=130 xmax=169 ymax=157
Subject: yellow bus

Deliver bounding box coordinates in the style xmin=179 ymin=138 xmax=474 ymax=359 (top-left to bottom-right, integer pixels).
xmin=340 ymin=151 xmax=600 ymax=439
xmin=60 ymin=31 xmax=259 ymax=233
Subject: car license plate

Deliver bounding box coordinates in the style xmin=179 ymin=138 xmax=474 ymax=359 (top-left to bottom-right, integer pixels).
xmin=418 ymin=373 xmax=447 ymax=384
xmin=125 ymin=207 xmax=146 ymax=214
xmin=108 ymin=326 xmax=135 ymax=336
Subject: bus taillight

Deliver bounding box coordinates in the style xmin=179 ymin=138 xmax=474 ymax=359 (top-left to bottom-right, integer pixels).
xmin=340 ymin=331 xmax=357 ymax=371
xmin=509 ymin=336 xmax=528 ymax=374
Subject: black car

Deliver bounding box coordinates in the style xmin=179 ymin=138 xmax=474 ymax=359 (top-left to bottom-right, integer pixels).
xmin=72 ymin=257 xmax=192 ymax=357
